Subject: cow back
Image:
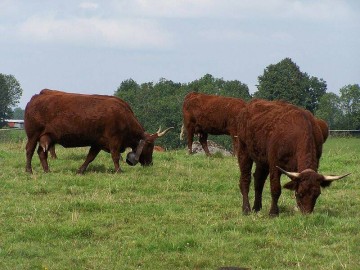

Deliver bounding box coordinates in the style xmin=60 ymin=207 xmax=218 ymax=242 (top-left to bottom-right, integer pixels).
xmin=25 ymin=89 xmax=143 ymax=148
xmin=237 ymin=99 xmax=324 ymax=171
xmin=183 ymin=92 xmax=246 ymax=135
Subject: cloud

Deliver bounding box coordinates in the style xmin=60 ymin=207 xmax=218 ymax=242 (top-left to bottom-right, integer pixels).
xmin=114 ymin=0 xmax=355 ymax=22
xmin=123 ymin=0 xmax=220 ymax=18
xmin=16 ymin=16 xmax=172 ymax=49
xmin=79 ymin=2 xmax=99 ymax=10
xmin=283 ymin=0 xmax=354 ymax=21
xmin=1 ymin=0 xmax=356 ymax=50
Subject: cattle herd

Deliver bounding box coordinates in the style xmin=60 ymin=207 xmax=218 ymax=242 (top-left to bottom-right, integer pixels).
xmin=24 ymin=89 xmax=350 ymax=216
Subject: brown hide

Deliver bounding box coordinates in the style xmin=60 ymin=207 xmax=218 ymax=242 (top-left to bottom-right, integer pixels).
xmin=236 ymin=99 xmax=338 ymax=215
xmin=182 ymin=92 xmax=246 ymax=155
xmin=25 ymin=89 xmax=168 ymax=173
xmin=316 ymin=118 xmax=329 ymax=142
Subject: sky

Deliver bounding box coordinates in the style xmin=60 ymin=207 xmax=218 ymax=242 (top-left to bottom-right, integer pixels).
xmin=1 ymin=0 xmax=359 ymax=109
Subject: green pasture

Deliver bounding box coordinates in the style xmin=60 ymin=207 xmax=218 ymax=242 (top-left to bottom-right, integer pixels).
xmin=0 ymin=131 xmax=359 ymax=269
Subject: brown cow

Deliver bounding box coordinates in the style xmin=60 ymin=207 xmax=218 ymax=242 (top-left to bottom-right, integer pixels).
xmin=181 ymin=92 xmax=246 ymax=156
xmin=25 ymin=89 xmax=173 ymax=173
xmin=35 ymin=90 xmax=132 ymax=161
xmin=236 ymin=99 xmax=349 ymax=216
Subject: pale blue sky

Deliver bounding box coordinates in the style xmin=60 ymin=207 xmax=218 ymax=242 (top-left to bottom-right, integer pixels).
xmin=1 ymin=0 xmax=359 ymax=108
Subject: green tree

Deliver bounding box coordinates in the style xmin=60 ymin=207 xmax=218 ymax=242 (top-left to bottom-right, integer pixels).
xmin=187 ymin=74 xmax=217 ymax=94
xmin=339 ymin=84 xmax=360 ymax=129
xmin=304 ymin=76 xmax=328 ymax=113
xmin=315 ymin=93 xmax=342 ymax=129
xmin=115 ymin=78 xmax=183 ymax=148
xmin=223 ymin=80 xmax=251 ymax=100
xmin=0 ymin=74 xmax=23 ymax=122
xmin=185 ymin=74 xmax=251 ymax=100
xmin=254 ymin=58 xmax=326 ymax=113
xmin=151 ymin=79 xmax=183 ymax=148
xmin=115 ymin=75 xmax=250 ymax=149
xmin=114 ymin=78 xmax=140 ymax=109
xmin=12 ymin=107 xmax=25 ymax=120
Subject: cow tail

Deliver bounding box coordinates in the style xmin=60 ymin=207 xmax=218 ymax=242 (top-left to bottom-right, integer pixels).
xmin=180 ymin=123 xmax=186 ymax=141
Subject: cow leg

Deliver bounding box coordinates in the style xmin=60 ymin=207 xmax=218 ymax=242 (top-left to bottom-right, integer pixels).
xmin=37 ymin=145 xmax=50 ymax=172
xmin=238 ymin=149 xmax=253 ymax=215
xmin=186 ymin=126 xmax=195 ymax=154
xmin=25 ymin=137 xmax=38 ymax=173
xmin=38 ymin=134 xmax=55 ymax=172
xmin=77 ymin=146 xmax=101 ymax=174
xmin=268 ymin=168 xmax=282 ymax=216
xmin=231 ymin=135 xmax=239 ymax=157
xmin=252 ymin=164 xmax=269 ymax=212
xmin=199 ymin=132 xmax=211 ymax=156
xmin=110 ymin=149 xmax=123 ymax=173
xmin=49 ymin=145 xmax=57 ymax=159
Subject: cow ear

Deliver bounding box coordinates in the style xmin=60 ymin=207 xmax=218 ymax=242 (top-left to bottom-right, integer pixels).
xmin=283 ymin=180 xmax=297 ymax=190
xmin=319 ymin=180 xmax=333 ymax=188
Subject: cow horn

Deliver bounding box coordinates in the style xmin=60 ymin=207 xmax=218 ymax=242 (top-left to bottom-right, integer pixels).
xmin=135 ymin=140 xmax=146 ymax=161
xmin=323 ymin=173 xmax=351 ymax=181
xmin=156 ymin=126 xmax=162 ymax=134
xmin=157 ymin=127 xmax=174 ymax=137
xmin=276 ymin=166 xmax=301 ymax=179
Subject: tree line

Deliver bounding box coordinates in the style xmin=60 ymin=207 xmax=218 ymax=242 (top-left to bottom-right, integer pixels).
xmin=1 ymin=58 xmax=359 ymax=148
xmin=114 ymin=74 xmax=251 ymax=149
xmin=114 ymin=58 xmax=360 ymax=149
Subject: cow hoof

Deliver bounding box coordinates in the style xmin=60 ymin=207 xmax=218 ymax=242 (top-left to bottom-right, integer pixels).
xmin=242 ymin=207 xmax=251 ymax=215
xmin=269 ymin=205 xmax=279 ymax=217
xmin=269 ymin=210 xmax=279 ymax=217
xmin=253 ymin=206 xmax=262 ymax=212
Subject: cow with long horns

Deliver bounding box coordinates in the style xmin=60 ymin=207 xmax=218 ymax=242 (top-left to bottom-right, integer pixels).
xmin=236 ymin=99 xmax=350 ymax=216
xmin=25 ymin=89 xmax=173 ymax=173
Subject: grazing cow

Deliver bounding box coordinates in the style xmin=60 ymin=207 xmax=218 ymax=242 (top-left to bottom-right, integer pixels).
xmin=25 ymin=89 xmax=173 ymax=173
xmin=236 ymin=99 xmax=349 ymax=216
xmin=181 ymin=92 xmax=246 ymax=156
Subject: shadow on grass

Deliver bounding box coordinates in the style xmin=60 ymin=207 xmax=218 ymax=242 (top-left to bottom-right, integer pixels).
xmin=64 ymin=153 xmax=87 ymax=161
xmin=86 ymin=164 xmax=115 ymax=174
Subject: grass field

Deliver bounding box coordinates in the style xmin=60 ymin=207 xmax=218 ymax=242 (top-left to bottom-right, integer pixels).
xmin=0 ymin=131 xmax=359 ymax=269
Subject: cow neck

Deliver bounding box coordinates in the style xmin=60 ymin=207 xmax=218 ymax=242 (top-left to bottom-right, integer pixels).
xmin=132 ymin=129 xmax=146 ymax=148
xmin=295 ymin=134 xmax=319 ymax=172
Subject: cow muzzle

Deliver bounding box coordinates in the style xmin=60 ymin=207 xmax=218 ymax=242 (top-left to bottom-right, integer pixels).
xmin=126 ymin=152 xmax=138 ymax=166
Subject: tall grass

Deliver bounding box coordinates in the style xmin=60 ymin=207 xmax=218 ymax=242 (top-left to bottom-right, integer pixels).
xmin=0 ymin=135 xmax=359 ymax=269
xmin=0 ymin=129 xmax=26 ymax=143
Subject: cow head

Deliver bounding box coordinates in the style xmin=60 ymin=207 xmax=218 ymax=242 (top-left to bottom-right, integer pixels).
xmin=277 ymin=167 xmax=350 ymax=214
xmin=126 ymin=127 xmax=173 ymax=166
